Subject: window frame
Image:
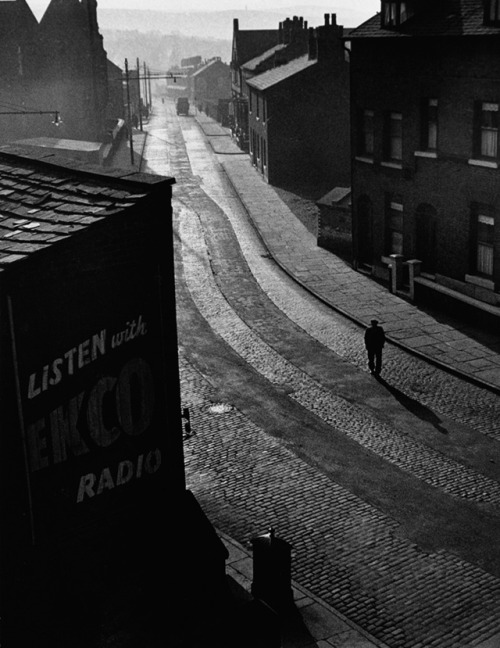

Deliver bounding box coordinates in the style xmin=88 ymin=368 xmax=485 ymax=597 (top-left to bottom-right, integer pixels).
xmin=384 ymin=111 xmax=403 ymax=163
xmin=386 ymin=198 xmax=404 ymax=256
xmin=381 ymin=1 xmax=413 ymax=28
xmin=421 ymin=98 xmax=438 ymax=152
xmin=474 ymin=101 xmax=499 ymax=161
xmin=358 ymin=109 xmax=374 ymax=158
xmin=471 ymin=205 xmax=496 ymax=278
xmin=485 ymin=0 xmax=500 ymax=24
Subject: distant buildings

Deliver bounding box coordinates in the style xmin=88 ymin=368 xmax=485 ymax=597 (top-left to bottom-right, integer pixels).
xmin=190 ymin=58 xmax=231 ymax=125
xmin=230 ymin=18 xmax=279 ymax=151
xmin=246 ymin=14 xmax=350 ymax=188
xmin=349 ymin=0 xmax=500 ymax=315
xmin=0 ymin=0 xmax=124 ymax=147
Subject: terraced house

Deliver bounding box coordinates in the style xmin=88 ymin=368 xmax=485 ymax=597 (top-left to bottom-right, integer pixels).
xmin=349 ymin=0 xmax=500 ymax=324
xmin=247 ymin=14 xmax=350 ymax=188
xmin=230 ymin=18 xmax=278 ymax=151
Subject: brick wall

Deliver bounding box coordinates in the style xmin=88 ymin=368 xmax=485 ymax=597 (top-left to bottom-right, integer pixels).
xmin=351 ymin=36 xmax=500 ymax=298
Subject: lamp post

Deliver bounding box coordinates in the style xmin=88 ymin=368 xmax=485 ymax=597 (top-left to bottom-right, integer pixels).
xmin=136 ymin=58 xmax=143 ymax=131
xmin=0 ymin=110 xmax=62 ymax=125
xmin=124 ymin=58 xmax=135 ymax=166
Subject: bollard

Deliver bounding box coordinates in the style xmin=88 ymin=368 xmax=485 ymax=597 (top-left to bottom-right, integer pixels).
xmin=251 ymin=528 xmax=294 ymax=613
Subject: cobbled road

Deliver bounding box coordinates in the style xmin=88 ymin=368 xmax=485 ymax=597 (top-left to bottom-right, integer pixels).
xmin=142 ymin=101 xmax=500 ymax=648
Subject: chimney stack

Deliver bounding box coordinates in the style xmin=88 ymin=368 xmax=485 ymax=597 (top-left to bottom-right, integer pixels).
xmin=308 ymin=27 xmax=317 ymax=60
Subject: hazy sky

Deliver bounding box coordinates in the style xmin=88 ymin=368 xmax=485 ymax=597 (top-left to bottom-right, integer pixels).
xmin=30 ymin=0 xmax=380 ymax=20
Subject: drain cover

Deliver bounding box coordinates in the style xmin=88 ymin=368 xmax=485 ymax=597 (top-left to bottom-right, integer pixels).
xmin=208 ymin=402 xmax=233 ymax=414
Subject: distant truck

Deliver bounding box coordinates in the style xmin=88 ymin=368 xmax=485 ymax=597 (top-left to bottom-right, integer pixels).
xmin=176 ymin=97 xmax=190 ymax=115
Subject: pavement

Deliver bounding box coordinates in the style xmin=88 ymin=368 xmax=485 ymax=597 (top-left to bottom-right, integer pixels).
xmin=107 ymin=107 xmax=500 ymax=648
xmin=188 ymin=112 xmax=500 ymax=396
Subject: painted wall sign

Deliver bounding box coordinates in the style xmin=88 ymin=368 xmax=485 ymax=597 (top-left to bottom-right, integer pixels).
xmin=9 ymin=260 xmax=171 ymax=545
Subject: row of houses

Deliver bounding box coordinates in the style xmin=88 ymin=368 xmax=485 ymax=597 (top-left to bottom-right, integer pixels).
xmin=167 ymin=56 xmax=232 ymax=125
xmin=231 ymin=0 xmax=500 ymax=321
xmin=0 ymin=0 xmax=132 ymax=156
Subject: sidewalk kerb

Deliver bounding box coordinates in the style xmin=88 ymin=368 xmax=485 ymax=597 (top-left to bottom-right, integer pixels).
xmin=217 ymin=159 xmax=500 ymax=398
xmin=217 ymin=529 xmax=391 ymax=648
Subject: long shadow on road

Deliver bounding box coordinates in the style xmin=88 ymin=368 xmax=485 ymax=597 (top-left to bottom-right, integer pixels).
xmin=375 ymin=375 xmax=449 ymax=435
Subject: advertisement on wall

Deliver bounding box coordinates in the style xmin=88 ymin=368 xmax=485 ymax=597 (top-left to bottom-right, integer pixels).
xmin=8 ymin=259 xmax=169 ymax=546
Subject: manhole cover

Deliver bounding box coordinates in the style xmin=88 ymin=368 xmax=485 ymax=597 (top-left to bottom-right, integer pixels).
xmin=208 ymin=403 xmax=233 ymax=414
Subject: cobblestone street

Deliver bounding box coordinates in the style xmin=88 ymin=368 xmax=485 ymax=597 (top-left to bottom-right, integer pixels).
xmin=136 ymin=99 xmax=500 ymax=647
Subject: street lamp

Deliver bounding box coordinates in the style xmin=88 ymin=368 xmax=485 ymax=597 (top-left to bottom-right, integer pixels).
xmin=0 ymin=109 xmax=62 ymax=125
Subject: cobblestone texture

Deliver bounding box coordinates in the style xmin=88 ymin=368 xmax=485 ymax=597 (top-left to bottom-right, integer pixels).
xmin=181 ymin=358 xmax=500 ymax=648
xmin=177 ymin=202 xmax=500 ymax=508
xmin=180 ymin=132 xmax=500 ymax=444
xmin=144 ymin=105 xmax=500 ymax=648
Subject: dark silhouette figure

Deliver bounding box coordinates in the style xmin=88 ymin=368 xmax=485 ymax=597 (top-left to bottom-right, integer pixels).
xmin=365 ymin=319 xmax=386 ymax=375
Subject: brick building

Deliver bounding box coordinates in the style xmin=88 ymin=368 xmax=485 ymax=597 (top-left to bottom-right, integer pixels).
xmin=349 ymin=0 xmax=500 ymax=317
xmin=190 ymin=57 xmax=231 ymax=124
xmin=0 ymin=0 xmax=123 ymax=147
xmin=246 ymin=14 xmax=350 ymax=188
xmin=0 ymin=0 xmax=45 ymax=144
xmin=230 ymin=18 xmax=278 ymax=151
xmin=0 ymin=146 xmax=230 ymax=645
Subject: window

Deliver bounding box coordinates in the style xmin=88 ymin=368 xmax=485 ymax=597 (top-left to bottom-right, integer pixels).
xmin=387 ymin=199 xmax=404 ymax=255
xmin=381 ymin=1 xmax=413 ymax=27
xmin=485 ymin=0 xmax=500 ymax=23
xmin=476 ymin=102 xmax=499 ymax=159
xmin=249 ymin=90 xmax=253 ymax=113
xmin=476 ymin=213 xmax=495 ymax=276
xmin=421 ymin=98 xmax=438 ymax=150
xmin=262 ymin=99 xmax=267 ymax=123
xmin=358 ymin=109 xmax=374 ymax=157
xmin=385 ymin=112 xmax=402 ymax=162
xmin=256 ymin=95 xmax=260 ymax=119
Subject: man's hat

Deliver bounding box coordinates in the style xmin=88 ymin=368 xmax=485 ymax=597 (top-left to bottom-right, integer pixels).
xmin=370 ymin=319 xmax=379 ymax=325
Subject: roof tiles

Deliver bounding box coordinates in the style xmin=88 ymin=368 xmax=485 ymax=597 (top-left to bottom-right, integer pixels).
xmin=349 ymin=0 xmax=500 ymax=38
xmin=246 ymin=54 xmax=316 ymax=91
xmin=0 ymin=147 xmax=173 ymax=271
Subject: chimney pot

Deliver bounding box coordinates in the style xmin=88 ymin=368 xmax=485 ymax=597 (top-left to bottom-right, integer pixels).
xmin=233 ymin=18 xmax=239 ymax=31
xmin=324 ymin=13 xmax=330 ymax=25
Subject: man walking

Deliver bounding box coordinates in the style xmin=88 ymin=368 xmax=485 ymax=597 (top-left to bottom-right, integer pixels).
xmin=364 ymin=319 xmax=386 ymax=375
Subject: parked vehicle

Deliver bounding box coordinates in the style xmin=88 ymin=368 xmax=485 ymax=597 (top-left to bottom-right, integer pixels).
xmin=176 ymin=97 xmax=190 ymax=115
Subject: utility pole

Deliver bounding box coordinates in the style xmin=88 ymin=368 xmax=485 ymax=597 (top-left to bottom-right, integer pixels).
xmin=136 ymin=57 xmax=143 ymax=131
xmin=124 ymin=58 xmax=135 ymax=165
xmin=148 ymin=65 xmax=152 ymax=109
xmin=143 ymin=61 xmax=149 ymax=110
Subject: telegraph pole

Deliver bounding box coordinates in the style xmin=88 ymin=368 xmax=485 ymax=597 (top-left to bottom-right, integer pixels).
xmin=124 ymin=58 xmax=135 ymax=165
xmin=136 ymin=58 xmax=143 ymax=131
xmin=148 ymin=65 xmax=152 ymax=108
xmin=143 ymin=61 xmax=149 ymax=110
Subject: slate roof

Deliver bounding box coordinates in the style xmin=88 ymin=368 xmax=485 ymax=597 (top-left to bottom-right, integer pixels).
xmin=0 ymin=146 xmax=174 ymax=271
xmin=242 ymin=44 xmax=287 ymax=72
xmin=191 ymin=58 xmax=228 ymax=77
xmin=349 ymin=0 xmax=500 ymax=38
xmin=246 ymin=55 xmax=316 ymax=91
xmin=233 ymin=29 xmax=279 ymax=66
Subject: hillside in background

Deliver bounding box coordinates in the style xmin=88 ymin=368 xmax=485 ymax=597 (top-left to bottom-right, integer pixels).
xmin=97 ymin=6 xmax=367 ymax=40
xmin=103 ymin=30 xmax=231 ymax=71
xmin=99 ymin=5 xmax=375 ymax=75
